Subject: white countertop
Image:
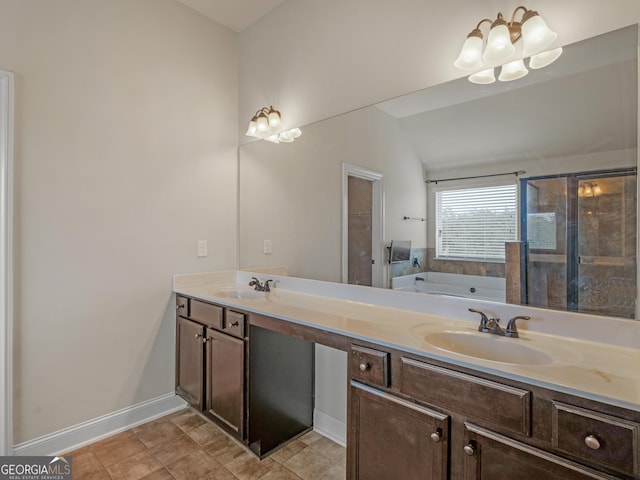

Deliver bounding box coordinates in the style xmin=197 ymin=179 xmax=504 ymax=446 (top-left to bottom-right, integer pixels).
xmin=174 ymin=270 xmax=640 ymax=412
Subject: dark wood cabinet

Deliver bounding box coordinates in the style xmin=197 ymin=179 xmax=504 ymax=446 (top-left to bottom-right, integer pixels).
xmin=176 ymin=316 xmax=204 ymax=409
xmin=175 ymin=297 xmax=314 ymax=455
xmin=349 ymin=381 xmax=448 ymax=480
xmin=205 ymin=329 xmax=245 ymax=435
xmin=346 ymin=341 xmax=639 ymax=480
xmin=175 ymin=297 xmax=247 ymax=440
xmin=463 ymin=423 xmax=620 ymax=480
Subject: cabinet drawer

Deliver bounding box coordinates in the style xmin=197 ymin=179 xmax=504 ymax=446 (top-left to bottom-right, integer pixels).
xmin=224 ymin=310 xmax=246 ymax=338
xmin=190 ymin=300 xmax=223 ymax=329
xmin=176 ymin=295 xmax=189 ymax=317
xmin=350 ymin=345 xmax=389 ymax=388
xmin=401 ymin=357 xmax=531 ymax=436
xmin=552 ymin=402 xmax=640 ymax=476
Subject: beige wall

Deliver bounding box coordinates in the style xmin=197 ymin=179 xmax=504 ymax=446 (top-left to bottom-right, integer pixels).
xmin=0 ymin=0 xmax=238 ymax=443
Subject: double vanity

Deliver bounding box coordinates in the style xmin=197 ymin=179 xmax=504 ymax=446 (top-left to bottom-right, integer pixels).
xmin=173 ymin=270 xmax=640 ymax=479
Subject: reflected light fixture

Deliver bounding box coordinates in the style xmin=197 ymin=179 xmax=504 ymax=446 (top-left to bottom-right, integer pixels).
xmin=454 ymin=6 xmax=561 ymax=84
xmin=578 ymin=182 xmax=603 ymax=197
xmin=245 ymin=106 xmax=302 ymax=144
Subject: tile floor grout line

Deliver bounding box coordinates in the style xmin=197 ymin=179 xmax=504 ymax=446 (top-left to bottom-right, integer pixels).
xmin=67 ymin=408 xmax=345 ymax=480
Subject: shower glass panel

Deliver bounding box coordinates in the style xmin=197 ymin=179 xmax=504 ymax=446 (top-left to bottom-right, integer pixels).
xmin=524 ymin=177 xmax=569 ymax=311
xmin=577 ymin=174 xmax=637 ymax=318
xmin=521 ymin=169 xmax=637 ymax=318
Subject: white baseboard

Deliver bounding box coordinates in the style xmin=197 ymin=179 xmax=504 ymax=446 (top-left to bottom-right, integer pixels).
xmin=13 ymin=393 xmax=187 ymax=456
xmin=313 ymin=409 xmax=346 ymax=447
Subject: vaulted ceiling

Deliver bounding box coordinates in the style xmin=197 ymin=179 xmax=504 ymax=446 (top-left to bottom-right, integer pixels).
xmin=175 ymin=0 xmax=283 ymax=32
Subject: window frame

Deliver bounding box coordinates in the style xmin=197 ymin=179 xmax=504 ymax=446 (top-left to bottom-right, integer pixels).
xmin=433 ymin=179 xmax=520 ymax=263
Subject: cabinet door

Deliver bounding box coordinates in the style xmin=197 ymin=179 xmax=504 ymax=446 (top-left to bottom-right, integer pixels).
xmin=349 ymin=381 xmax=448 ymax=480
xmin=176 ymin=317 xmax=204 ymax=409
xmin=205 ymin=329 xmax=245 ymax=438
xmin=463 ymin=423 xmax=621 ymax=480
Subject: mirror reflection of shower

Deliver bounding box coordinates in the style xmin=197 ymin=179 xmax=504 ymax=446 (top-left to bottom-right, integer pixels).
xmin=521 ymin=169 xmax=637 ymax=318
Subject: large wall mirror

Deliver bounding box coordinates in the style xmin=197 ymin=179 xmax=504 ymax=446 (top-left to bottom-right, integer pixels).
xmin=239 ymin=25 xmax=638 ymax=320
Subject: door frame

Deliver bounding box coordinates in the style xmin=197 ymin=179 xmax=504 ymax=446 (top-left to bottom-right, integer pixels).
xmin=0 ymin=69 xmax=14 ymax=456
xmin=341 ymin=163 xmax=384 ymax=288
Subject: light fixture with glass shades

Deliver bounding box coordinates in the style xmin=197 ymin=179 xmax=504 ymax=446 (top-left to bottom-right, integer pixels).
xmin=454 ymin=6 xmax=562 ymax=84
xmin=578 ymin=182 xmax=604 ymax=197
xmin=245 ymin=106 xmax=302 ymax=144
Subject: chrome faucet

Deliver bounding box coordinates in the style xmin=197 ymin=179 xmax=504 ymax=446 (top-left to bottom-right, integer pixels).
xmin=249 ymin=277 xmax=274 ymax=292
xmin=468 ymin=309 xmax=530 ymax=338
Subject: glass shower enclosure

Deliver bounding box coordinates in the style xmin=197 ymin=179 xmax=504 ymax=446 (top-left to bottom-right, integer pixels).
xmin=521 ymin=169 xmax=637 ymax=318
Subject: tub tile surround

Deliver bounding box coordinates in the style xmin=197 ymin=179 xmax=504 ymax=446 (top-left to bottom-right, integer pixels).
xmin=389 ymin=247 xmax=428 ymax=278
xmin=174 ymin=270 xmax=640 ymax=412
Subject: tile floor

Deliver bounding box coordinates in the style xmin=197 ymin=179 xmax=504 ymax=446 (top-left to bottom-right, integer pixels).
xmin=66 ymin=408 xmax=346 ymax=480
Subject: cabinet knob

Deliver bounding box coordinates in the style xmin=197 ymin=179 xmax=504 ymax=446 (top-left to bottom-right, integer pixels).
xmin=430 ymin=430 xmax=442 ymax=443
xmin=176 ymin=304 xmax=184 ymax=311
xmin=228 ymin=321 xmax=240 ymax=328
xmin=463 ymin=443 xmax=476 ymax=456
xmin=194 ymin=333 xmax=202 ymax=339
xmin=584 ymin=435 xmax=601 ymax=450
xmin=359 ymin=363 xmax=370 ymax=372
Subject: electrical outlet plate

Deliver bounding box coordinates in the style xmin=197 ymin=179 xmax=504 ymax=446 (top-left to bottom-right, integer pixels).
xmin=197 ymin=240 xmax=208 ymax=257
xmin=263 ymin=239 xmax=272 ymax=254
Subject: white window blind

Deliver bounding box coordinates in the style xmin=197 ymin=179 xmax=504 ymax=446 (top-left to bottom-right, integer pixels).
xmin=436 ymin=184 xmax=518 ymax=261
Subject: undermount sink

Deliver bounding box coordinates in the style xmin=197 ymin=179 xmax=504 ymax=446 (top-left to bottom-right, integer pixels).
xmin=424 ymin=331 xmax=553 ymax=365
xmin=214 ymin=289 xmax=267 ymax=300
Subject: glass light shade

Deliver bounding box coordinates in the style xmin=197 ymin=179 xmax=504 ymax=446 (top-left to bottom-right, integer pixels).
xmin=521 ymin=15 xmax=557 ymax=55
xmin=287 ymin=127 xmax=302 ymax=139
xmin=483 ymin=24 xmax=515 ymax=63
xmin=256 ymin=114 xmax=269 ymax=133
xmin=498 ymin=59 xmax=528 ymax=82
xmin=583 ymin=184 xmax=593 ymax=196
xmin=278 ymin=132 xmax=294 ymax=143
xmin=245 ymin=119 xmax=258 ymax=137
xmin=264 ymin=134 xmax=280 ymax=144
xmin=529 ymin=47 xmax=563 ymax=69
xmin=468 ymin=68 xmax=496 ymax=85
xmin=593 ymin=184 xmax=603 ymax=196
xmin=454 ymin=35 xmax=483 ymax=70
xmin=267 ymin=109 xmax=281 ymax=129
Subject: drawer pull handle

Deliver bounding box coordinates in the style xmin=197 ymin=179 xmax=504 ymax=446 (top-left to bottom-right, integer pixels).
xmin=228 ymin=321 xmax=240 ymax=328
xmin=176 ymin=304 xmax=185 ymax=311
xmin=463 ymin=443 xmax=476 ymax=456
xmin=584 ymin=435 xmax=601 ymax=450
xmin=430 ymin=430 xmax=442 ymax=443
xmin=359 ymin=363 xmax=370 ymax=372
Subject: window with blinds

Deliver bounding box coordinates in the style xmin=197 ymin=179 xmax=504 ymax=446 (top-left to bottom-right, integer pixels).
xmin=436 ymin=184 xmax=518 ymax=261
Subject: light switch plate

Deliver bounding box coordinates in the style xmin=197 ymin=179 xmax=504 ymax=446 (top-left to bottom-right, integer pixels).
xmin=197 ymin=240 xmax=208 ymax=257
xmin=263 ymin=239 xmax=272 ymax=254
